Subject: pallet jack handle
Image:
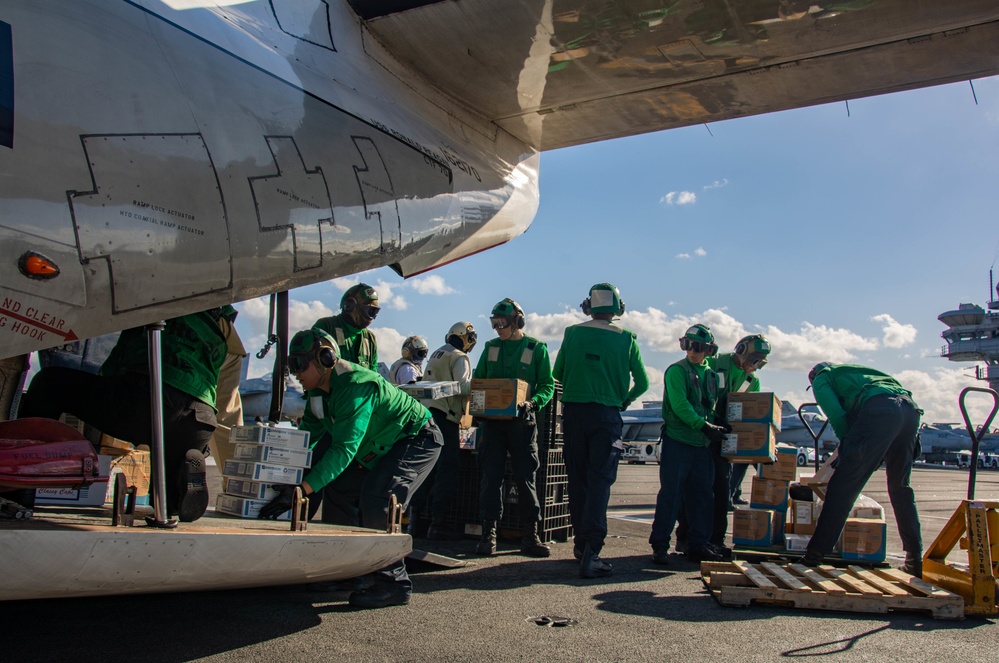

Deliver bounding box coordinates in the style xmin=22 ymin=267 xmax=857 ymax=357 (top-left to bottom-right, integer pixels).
xmin=958 ymin=386 xmax=999 ymax=500
xmin=798 ymin=402 xmax=829 ymax=472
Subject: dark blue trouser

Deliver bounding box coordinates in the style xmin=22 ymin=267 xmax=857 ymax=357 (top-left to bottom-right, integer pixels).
xmin=429 ymin=409 xmax=460 ymax=522
xmin=562 ymin=402 xmax=623 ymax=555
xmin=310 ymin=422 xmax=442 ymax=591
xmin=649 ymin=436 xmax=714 ymax=551
xmin=477 ymin=418 xmax=540 ymax=523
xmin=806 ymin=394 xmax=922 ymax=558
xmin=676 ymin=445 xmax=730 ymax=545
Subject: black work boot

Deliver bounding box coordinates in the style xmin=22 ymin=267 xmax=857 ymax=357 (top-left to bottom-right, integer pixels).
xmin=579 ymin=543 xmax=613 ymax=578
xmin=901 ymin=552 xmax=923 ymax=577
xmin=520 ymin=521 xmax=551 ymax=558
xmin=177 ymin=449 xmax=209 ymax=523
xmin=475 ymin=520 xmax=497 ymax=555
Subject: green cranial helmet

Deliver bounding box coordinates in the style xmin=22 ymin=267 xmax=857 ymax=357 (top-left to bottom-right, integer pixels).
xmin=679 ymin=324 xmax=718 ymax=356
xmin=341 ymin=283 xmax=380 ymax=327
xmin=735 ymin=334 xmax=771 ymax=369
xmin=288 ymin=329 xmax=338 ymax=373
xmin=490 ymin=298 xmax=525 ymax=330
xmin=808 ymin=361 xmax=833 ymax=383
xmin=582 ymin=283 xmax=625 ymax=316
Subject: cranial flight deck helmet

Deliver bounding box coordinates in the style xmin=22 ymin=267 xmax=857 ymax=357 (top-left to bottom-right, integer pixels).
xmin=808 ymin=362 xmax=833 ymax=383
xmin=402 ymin=335 xmax=429 ymax=363
xmin=735 ymin=333 xmax=772 ymax=369
xmin=288 ymin=329 xmax=338 ymax=374
xmin=447 ymin=321 xmax=478 ymax=352
xmin=341 ymin=283 xmax=380 ymax=327
xmin=679 ymin=323 xmax=718 ymax=357
xmin=490 ymin=298 xmax=525 ymax=330
xmin=581 ymin=283 xmax=626 ymax=316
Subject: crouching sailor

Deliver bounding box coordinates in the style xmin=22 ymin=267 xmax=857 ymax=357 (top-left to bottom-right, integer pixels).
xmin=258 ymin=329 xmax=443 ymax=609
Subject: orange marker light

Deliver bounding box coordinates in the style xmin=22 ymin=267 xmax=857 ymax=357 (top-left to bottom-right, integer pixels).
xmin=19 ymin=252 xmax=60 ymax=279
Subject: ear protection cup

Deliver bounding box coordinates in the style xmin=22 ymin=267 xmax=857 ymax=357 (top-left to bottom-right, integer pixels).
xmin=580 ymin=298 xmax=592 ymax=316
xmin=342 ymin=296 xmax=356 ymax=314
xmin=317 ymin=345 xmax=336 ymax=368
xmin=735 ymin=340 xmax=748 ymax=355
xmin=516 ymin=314 xmax=525 ymax=329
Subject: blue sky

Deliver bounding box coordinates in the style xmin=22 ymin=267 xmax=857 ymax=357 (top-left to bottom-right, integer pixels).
xmin=235 ymin=75 xmax=999 ymax=425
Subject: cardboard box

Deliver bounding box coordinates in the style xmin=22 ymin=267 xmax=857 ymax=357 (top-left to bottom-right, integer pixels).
xmin=107 ymin=449 xmax=151 ymax=497
xmin=788 ymin=498 xmax=821 ymax=535
xmin=732 ymin=508 xmax=780 ymax=546
xmin=721 ymin=422 xmax=777 ymax=463
xmin=224 ymin=479 xmax=281 ymax=501
xmin=216 ymin=494 xmax=290 ymax=521
xmin=850 ymin=494 xmax=885 ymax=520
xmin=469 ymin=379 xmax=529 ymax=419
xmin=222 ymin=460 xmax=304 ymax=484
xmin=35 ymin=454 xmax=112 ymax=506
xmin=398 ymin=380 xmax=460 ymax=400
xmin=99 ymin=433 xmax=135 ymax=452
xmin=785 ymin=533 xmax=811 ymax=552
xmin=758 ymin=446 xmax=797 ymax=482
xmin=726 ymin=392 xmax=782 ymax=431
xmin=232 ymin=443 xmax=312 ymax=468
xmin=749 ymin=477 xmax=790 ymax=512
xmin=230 ymin=425 xmax=310 ymax=451
xmin=839 ymin=518 xmax=887 ymax=562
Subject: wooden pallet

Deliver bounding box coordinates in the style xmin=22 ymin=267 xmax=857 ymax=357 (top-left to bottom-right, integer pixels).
xmin=701 ymin=560 xmax=964 ymax=620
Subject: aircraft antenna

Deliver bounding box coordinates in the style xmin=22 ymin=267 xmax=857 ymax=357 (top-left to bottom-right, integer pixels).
xmin=969 ymin=80 xmax=979 ymax=105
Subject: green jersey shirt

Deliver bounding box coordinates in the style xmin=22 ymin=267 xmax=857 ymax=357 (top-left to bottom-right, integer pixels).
xmin=312 ymin=314 xmax=378 ymax=370
xmin=473 ymin=335 xmax=554 ymax=410
xmin=662 ymin=358 xmax=720 ymax=447
xmin=299 ymin=360 xmax=431 ymax=490
xmin=812 ymin=364 xmax=914 ymax=440
xmin=552 ymin=319 xmax=648 ymax=408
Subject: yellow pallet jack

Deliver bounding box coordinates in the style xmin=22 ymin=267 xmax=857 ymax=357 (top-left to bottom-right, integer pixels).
xmin=922 ymin=387 xmax=999 ymax=617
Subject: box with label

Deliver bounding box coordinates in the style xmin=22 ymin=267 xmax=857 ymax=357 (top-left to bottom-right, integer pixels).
xmin=230 ymin=425 xmax=311 ymax=451
xmin=726 ymin=392 xmax=782 ymax=431
xmin=469 ymin=379 xmax=530 ymax=419
xmin=750 ymin=477 xmax=790 ymax=512
xmin=216 ymin=494 xmax=290 ymax=521
xmin=721 ymin=422 xmax=777 ymax=463
xmin=232 ymin=443 xmax=312 ymax=468
xmin=222 ymin=460 xmax=304 ymax=484
xmin=224 ymin=479 xmax=281 ymax=501
xmin=732 ymin=508 xmax=780 ymax=546
xmin=99 ymin=433 xmax=135 ymax=452
xmin=785 ymin=533 xmax=811 ymax=552
xmin=107 ymin=449 xmax=151 ymax=497
xmin=839 ymin=518 xmax=887 ymax=562
xmin=758 ymin=446 xmax=797 ymax=482
xmin=788 ymin=498 xmax=821 ymax=535
xmin=398 ymin=381 xmax=460 ymax=400
xmin=35 ymin=454 xmax=112 ymax=506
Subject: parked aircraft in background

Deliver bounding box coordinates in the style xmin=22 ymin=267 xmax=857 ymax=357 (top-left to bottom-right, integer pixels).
xmin=775 ymin=401 xmax=839 ymax=451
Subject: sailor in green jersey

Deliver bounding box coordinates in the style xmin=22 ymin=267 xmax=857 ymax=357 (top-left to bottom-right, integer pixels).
xmin=311 ymin=282 xmax=380 ymax=526
xmin=677 ymin=334 xmax=772 ymax=551
xmin=553 ymin=283 xmax=648 ymax=578
xmin=473 ymin=298 xmax=555 ymax=558
xmin=649 ymin=324 xmax=730 ymax=565
xmin=800 ymin=363 xmax=923 ymax=575
xmin=20 ymin=310 xmax=227 ymax=522
xmin=258 ymin=329 xmax=443 ymax=609
xmin=312 ymin=283 xmax=380 ymax=369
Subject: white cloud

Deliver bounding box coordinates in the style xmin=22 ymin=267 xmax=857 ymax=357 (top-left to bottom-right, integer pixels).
xmin=525 ymin=308 xmax=588 ymax=343
xmin=675 ymin=252 xmax=690 ymax=260
xmin=871 ymin=313 xmax=917 ymax=348
xmin=760 ymin=321 xmax=878 ymax=371
xmin=372 ymin=326 xmax=408 ymax=366
xmin=694 ymin=247 xmax=707 ymax=257
xmin=895 ymin=367 xmax=990 ymax=424
xmin=410 ymin=274 xmax=456 ymax=295
xmin=660 ymin=191 xmax=697 ymax=206
xmin=703 ymin=179 xmax=729 ymax=190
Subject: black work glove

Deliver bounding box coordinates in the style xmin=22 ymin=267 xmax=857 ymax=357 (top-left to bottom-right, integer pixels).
xmin=620 ymin=400 xmax=632 ymax=412
xmin=258 ymin=484 xmax=297 ymax=520
xmin=517 ymin=400 xmax=535 ymax=423
xmin=702 ymin=423 xmax=728 ymax=445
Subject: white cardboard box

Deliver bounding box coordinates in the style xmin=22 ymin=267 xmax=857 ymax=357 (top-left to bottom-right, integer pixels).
xmin=232 ymin=443 xmax=312 ymax=468
xmin=398 ymin=381 xmax=460 ymax=400
xmin=35 ymin=454 xmax=112 ymax=506
xmin=216 ymin=494 xmax=290 ymax=520
xmin=224 ymin=479 xmax=281 ymax=501
xmin=229 ymin=425 xmax=310 ymax=450
xmin=785 ymin=533 xmax=812 ymax=552
xmin=222 ymin=460 xmax=304 ymax=484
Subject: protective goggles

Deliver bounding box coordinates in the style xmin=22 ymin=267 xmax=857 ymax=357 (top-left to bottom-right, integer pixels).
xmin=287 ymin=352 xmax=312 ymax=374
xmin=745 ymin=354 xmax=769 ymax=369
xmin=358 ymin=305 xmax=380 ymax=321
xmin=679 ymin=337 xmax=718 ymax=356
xmin=491 ymin=317 xmax=511 ymax=330
xmin=412 ymin=348 xmax=428 ymax=361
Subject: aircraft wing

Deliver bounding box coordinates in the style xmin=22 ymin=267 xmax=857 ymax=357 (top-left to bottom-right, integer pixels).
xmin=354 ymin=0 xmax=999 ymax=150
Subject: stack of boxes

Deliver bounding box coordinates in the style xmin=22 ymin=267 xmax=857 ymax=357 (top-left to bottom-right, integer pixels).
xmin=216 ymin=425 xmax=311 ymax=520
xmin=725 ymin=393 xmax=789 ymax=548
